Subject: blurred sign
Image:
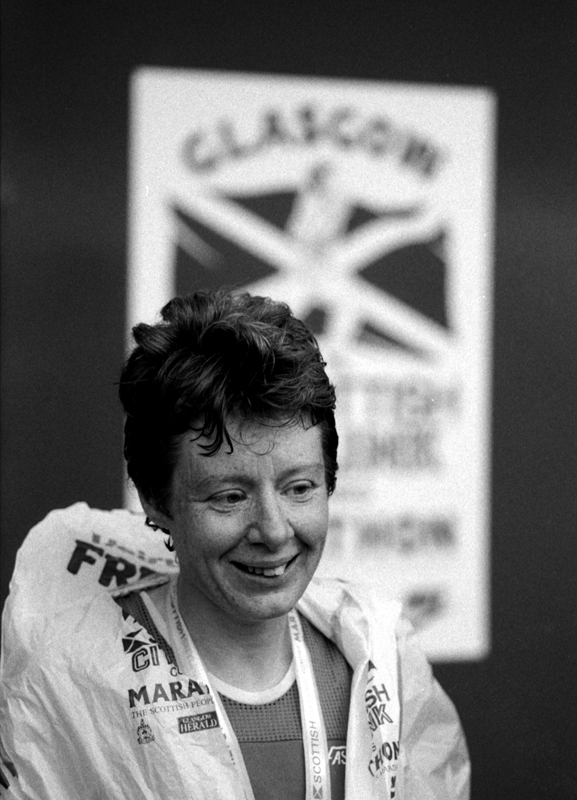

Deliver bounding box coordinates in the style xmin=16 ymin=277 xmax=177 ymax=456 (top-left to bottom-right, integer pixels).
xmin=128 ymin=68 xmax=495 ymax=660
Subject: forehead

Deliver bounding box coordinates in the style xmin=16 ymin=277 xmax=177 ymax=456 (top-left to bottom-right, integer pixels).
xmin=174 ymin=419 xmax=324 ymax=482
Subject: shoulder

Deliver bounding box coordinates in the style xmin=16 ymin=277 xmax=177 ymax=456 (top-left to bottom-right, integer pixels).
xmin=14 ymin=502 xmax=159 ymax=564
xmin=299 ymin=577 xmax=443 ymax=688
xmin=7 ymin=502 xmax=177 ymax=610
xmin=1 ymin=503 xmax=177 ymax=676
xmin=298 ymin=576 xmax=405 ymax=669
xmin=300 ymin=576 xmax=403 ymax=632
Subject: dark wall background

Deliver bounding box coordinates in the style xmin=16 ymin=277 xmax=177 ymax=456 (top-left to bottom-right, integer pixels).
xmin=2 ymin=2 xmax=576 ymax=798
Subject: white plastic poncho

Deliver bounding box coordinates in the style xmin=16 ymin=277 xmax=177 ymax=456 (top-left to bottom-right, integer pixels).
xmin=0 ymin=503 xmax=470 ymax=799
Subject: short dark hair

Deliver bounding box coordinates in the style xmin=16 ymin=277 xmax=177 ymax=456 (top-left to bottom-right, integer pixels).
xmin=119 ymin=289 xmax=338 ymax=515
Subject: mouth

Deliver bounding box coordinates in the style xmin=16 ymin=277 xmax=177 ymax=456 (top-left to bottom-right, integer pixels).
xmin=231 ymin=554 xmax=298 ymax=578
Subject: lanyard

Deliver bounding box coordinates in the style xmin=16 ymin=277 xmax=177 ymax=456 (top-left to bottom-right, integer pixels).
xmin=142 ymin=580 xmax=331 ymax=800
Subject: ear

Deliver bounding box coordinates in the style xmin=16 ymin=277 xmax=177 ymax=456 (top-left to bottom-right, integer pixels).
xmin=138 ymin=491 xmax=173 ymax=533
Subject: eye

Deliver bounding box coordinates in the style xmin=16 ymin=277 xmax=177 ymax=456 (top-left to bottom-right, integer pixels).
xmin=209 ymin=490 xmax=246 ymax=510
xmin=285 ymin=481 xmax=315 ymax=500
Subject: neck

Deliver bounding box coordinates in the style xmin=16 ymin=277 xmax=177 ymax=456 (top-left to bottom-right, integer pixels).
xmin=176 ymin=582 xmax=293 ymax=692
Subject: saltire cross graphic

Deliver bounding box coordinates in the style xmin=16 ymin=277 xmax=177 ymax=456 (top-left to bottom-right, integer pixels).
xmin=122 ymin=628 xmax=153 ymax=654
xmin=173 ymin=164 xmax=453 ymax=359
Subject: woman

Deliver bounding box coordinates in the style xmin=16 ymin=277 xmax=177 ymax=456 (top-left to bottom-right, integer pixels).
xmin=0 ymin=290 xmax=469 ymax=799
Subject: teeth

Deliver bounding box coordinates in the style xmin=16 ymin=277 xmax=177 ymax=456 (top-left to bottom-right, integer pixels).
xmin=264 ymin=565 xmax=287 ymax=577
xmin=244 ymin=563 xmax=288 ymax=577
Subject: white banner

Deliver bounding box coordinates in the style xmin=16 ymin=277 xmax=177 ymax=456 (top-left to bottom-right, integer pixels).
xmin=127 ymin=68 xmax=495 ymax=661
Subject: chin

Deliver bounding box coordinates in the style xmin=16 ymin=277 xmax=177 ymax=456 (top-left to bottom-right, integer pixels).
xmin=232 ymin=592 xmax=303 ymax=624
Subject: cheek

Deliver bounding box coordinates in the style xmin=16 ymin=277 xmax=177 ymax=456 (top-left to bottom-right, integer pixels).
xmin=173 ymin=508 xmax=243 ymax=560
xmin=171 ymin=509 xmax=209 ymax=557
xmin=296 ymin=502 xmax=329 ymax=547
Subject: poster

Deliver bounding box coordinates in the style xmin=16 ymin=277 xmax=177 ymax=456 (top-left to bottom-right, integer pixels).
xmin=128 ymin=68 xmax=495 ymax=660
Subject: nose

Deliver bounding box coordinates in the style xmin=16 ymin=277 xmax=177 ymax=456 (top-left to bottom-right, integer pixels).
xmin=245 ymin=490 xmax=293 ymax=550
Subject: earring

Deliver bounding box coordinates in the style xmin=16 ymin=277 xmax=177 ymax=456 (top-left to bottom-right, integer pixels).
xmin=145 ymin=516 xmax=170 ymax=535
xmin=145 ymin=516 xmax=175 ymax=557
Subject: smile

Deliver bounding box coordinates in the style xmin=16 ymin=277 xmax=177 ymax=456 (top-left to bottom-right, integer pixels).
xmin=232 ymin=555 xmax=298 ymax=578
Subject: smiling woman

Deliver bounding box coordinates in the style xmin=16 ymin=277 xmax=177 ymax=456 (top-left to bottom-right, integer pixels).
xmin=0 ymin=289 xmax=470 ymax=800
xmin=147 ymin=419 xmax=330 ymax=680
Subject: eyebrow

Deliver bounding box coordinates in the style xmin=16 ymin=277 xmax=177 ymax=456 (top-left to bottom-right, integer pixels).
xmin=278 ymin=463 xmax=326 ymax=481
xmin=192 ymin=462 xmax=326 ymax=492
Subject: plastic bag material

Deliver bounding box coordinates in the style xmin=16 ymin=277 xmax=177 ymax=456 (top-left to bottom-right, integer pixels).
xmin=0 ymin=503 xmax=470 ymax=799
xmin=300 ymin=581 xmax=470 ymax=798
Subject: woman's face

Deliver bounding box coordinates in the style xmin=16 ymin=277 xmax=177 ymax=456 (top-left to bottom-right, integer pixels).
xmin=156 ymin=418 xmax=329 ymax=629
